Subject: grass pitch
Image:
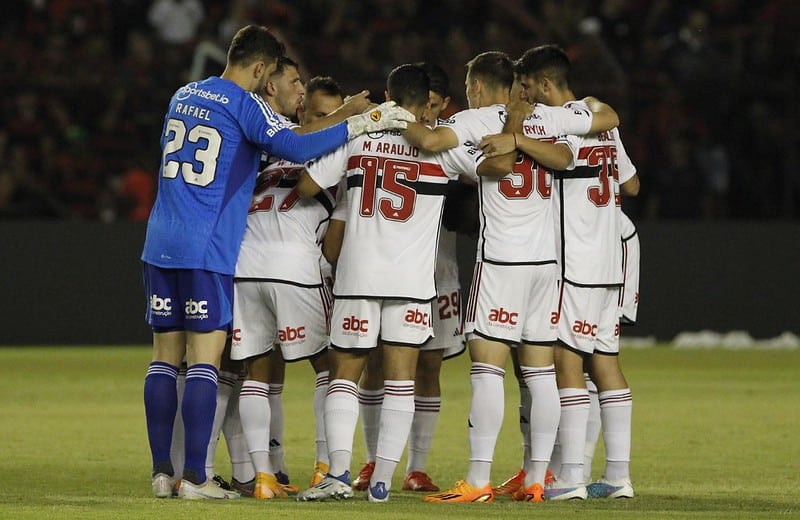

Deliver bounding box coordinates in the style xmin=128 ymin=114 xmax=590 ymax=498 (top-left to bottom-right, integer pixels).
xmin=1 ymin=345 xmax=798 ymax=519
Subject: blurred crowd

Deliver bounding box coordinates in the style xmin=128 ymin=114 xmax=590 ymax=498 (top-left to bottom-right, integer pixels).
xmin=1 ymin=0 xmax=797 ymax=220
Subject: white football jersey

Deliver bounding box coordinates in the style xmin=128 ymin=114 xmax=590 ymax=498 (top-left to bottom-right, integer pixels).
xmin=235 ymin=155 xmax=341 ymax=285
xmin=438 ymin=103 xmax=592 ymax=264
xmin=553 ymin=100 xmax=637 ymax=286
xmin=307 ymin=129 xmax=458 ymax=301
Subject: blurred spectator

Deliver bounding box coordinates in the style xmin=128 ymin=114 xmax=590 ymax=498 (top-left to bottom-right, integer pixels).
xmin=2 ymin=0 xmax=796 ymax=220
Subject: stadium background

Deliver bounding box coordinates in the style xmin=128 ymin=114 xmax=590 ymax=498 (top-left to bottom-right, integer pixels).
xmin=1 ymin=0 xmax=797 ymax=344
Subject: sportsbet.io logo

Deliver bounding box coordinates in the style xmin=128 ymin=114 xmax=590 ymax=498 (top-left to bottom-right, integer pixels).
xmin=369 ymin=110 xmax=382 ymax=122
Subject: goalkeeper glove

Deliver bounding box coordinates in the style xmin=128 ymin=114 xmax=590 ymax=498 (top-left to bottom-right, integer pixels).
xmin=346 ymin=101 xmax=416 ymax=138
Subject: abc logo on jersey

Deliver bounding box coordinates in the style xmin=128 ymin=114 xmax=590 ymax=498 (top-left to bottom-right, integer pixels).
xmin=488 ymin=307 xmax=518 ymax=328
xmin=572 ymin=320 xmax=598 ymax=337
xmin=185 ymin=299 xmax=209 ymax=320
xmin=150 ymin=295 xmax=172 ymax=317
xmin=403 ymin=309 xmax=431 ymax=329
xmin=342 ymin=316 xmax=369 ymax=336
xmin=278 ymin=326 xmax=306 ymax=343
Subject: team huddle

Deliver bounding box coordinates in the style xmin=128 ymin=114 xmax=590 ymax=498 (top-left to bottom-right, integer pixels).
xmin=140 ymin=25 xmax=641 ymax=504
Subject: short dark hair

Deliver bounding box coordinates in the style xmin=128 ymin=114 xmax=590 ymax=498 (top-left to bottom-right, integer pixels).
xmin=226 ymin=25 xmax=285 ymax=67
xmin=514 ymin=45 xmax=571 ymax=89
xmin=465 ymin=51 xmax=514 ymax=92
xmin=305 ymin=76 xmax=343 ymax=99
xmin=387 ymin=64 xmax=430 ymax=107
xmin=414 ymin=62 xmax=450 ymax=98
xmin=273 ymin=56 xmax=299 ymax=76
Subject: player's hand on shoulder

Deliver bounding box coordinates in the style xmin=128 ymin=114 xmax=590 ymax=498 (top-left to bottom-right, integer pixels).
xmin=505 ymin=96 xmax=533 ymax=117
xmin=341 ymin=90 xmax=371 ymax=116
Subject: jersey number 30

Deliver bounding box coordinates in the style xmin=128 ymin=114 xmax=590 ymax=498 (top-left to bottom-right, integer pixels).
xmin=161 ymin=118 xmax=222 ymax=187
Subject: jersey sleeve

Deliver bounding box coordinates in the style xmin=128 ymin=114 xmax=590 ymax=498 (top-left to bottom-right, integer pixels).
xmin=306 ymin=145 xmax=348 ymax=189
xmin=438 ymin=110 xmax=477 ymax=146
xmin=555 ymin=102 xmax=593 ymax=136
xmin=614 ymin=129 xmax=637 ymax=185
xmin=436 ymin=140 xmax=483 ymax=181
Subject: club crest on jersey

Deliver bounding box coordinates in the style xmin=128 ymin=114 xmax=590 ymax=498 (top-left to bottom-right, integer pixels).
xmin=370 ymin=110 xmax=382 ymax=122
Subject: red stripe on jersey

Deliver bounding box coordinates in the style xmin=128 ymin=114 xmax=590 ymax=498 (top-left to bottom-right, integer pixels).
xmin=346 ymin=155 xmax=447 ymax=179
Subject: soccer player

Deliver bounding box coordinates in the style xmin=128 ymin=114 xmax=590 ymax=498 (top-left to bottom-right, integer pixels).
xmin=141 ymin=25 xmax=414 ymax=500
xmin=232 ymin=66 xmax=363 ymax=499
xmin=295 ymin=64 xmax=462 ymax=503
xmin=482 ymin=44 xmax=640 ymax=500
xmin=403 ymin=51 xmax=619 ymax=504
xmin=351 ymin=62 xmax=465 ymax=494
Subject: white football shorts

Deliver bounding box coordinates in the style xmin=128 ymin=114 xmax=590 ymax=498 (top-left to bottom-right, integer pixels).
xmin=557 ymin=283 xmax=620 ymax=355
xmin=329 ymin=298 xmax=433 ymax=349
xmin=464 ymin=261 xmax=559 ymax=346
xmin=231 ymin=280 xmax=332 ymax=361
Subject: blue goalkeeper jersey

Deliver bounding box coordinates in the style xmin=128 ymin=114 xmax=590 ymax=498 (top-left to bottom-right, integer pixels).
xmin=142 ymin=76 xmax=348 ymax=274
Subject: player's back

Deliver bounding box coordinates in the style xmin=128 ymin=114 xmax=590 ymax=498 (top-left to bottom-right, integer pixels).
xmin=553 ymin=100 xmax=636 ymax=287
xmin=308 ymin=129 xmax=456 ymax=301
xmin=142 ymin=76 xmax=287 ymax=274
xmin=441 ymin=104 xmax=573 ymax=265
xmin=235 ymin=157 xmax=339 ymax=286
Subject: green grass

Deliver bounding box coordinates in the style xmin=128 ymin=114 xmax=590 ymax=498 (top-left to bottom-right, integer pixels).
xmin=1 ymin=346 xmax=798 ymax=519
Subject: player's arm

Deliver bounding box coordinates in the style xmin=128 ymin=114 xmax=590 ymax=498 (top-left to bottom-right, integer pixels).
xmin=581 ymin=96 xmax=620 ymax=133
xmin=258 ymin=100 xmax=414 ymax=163
xmin=297 ymin=170 xmax=323 ymax=198
xmin=476 ymin=103 xmax=527 ymax=177
xmin=621 ymin=174 xmax=640 ymax=197
xmin=322 ymin=218 xmax=345 ymax=264
xmin=294 ymin=91 xmax=371 ymax=135
xmin=404 ymin=122 xmax=459 ymax=152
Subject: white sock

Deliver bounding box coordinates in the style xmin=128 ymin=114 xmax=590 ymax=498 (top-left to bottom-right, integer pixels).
xmin=223 ymin=377 xmax=255 ymax=483
xmin=557 ymin=387 xmax=591 ymax=485
xmin=518 ymin=382 xmax=533 ymax=476
xmin=325 ymin=379 xmax=360 ymax=478
xmin=406 ymin=396 xmax=440 ymax=473
xmin=268 ymin=383 xmax=286 ymax=475
xmin=522 ymin=364 xmax=559 ymax=486
xmin=170 ymin=369 xmax=186 ymax=477
xmin=205 ymin=370 xmax=237 ymax=479
xmin=314 ymin=371 xmax=330 ymax=464
xmin=358 ymin=387 xmax=383 ymax=463
xmin=599 ymin=388 xmax=633 ymax=481
xmin=371 ymin=380 xmax=415 ymax=490
xmin=238 ymin=380 xmax=272 ymax=474
xmin=584 ymin=374 xmax=601 ymax=482
xmin=466 ymin=363 xmax=505 ymax=488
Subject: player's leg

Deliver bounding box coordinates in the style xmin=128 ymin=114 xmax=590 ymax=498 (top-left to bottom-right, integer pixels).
xmin=267 ymin=351 xmax=291 ymax=488
xmin=367 ymin=341 xmax=421 ymax=502
xmin=403 ymin=348 xmax=444 ymax=492
xmin=583 ymin=358 xmax=601 ymax=483
xmin=222 ymin=373 xmax=256 ymax=496
xmin=424 ymin=336 xmax=507 ymax=503
xmin=308 ymin=351 xmax=331 ymax=486
xmin=231 ymin=280 xmax=285 ymax=499
xmin=586 ymin=296 xmax=634 ymax=499
xmin=353 ymin=345 xmax=384 ymax=491
xmin=547 ymin=341 xmax=590 ymax=500
xmin=297 ymin=299 xmax=376 ymax=501
xmin=515 ymin=263 xmax=562 ymax=502
xmin=366 ymin=300 xmax=433 ymax=502
xmin=142 ymin=263 xmax=185 ymax=497
xmin=493 ymin=350 xmax=528 ymax=496
xmin=204 ymin=338 xmax=239 ymax=485
xmin=146 ymin=330 xmax=185 ymax=498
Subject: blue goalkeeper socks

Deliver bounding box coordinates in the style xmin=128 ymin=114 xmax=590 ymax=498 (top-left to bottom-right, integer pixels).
xmin=181 ymin=363 xmax=219 ymax=484
xmin=144 ymin=361 xmax=179 ymax=476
